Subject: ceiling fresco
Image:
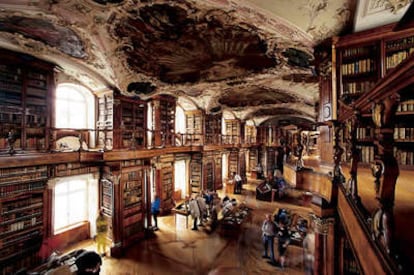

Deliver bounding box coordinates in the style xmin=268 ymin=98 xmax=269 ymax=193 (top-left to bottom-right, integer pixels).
xmin=0 ymin=0 xmax=408 ymax=128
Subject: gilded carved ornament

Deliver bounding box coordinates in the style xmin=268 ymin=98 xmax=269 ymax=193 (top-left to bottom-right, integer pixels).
xmin=310 ymin=214 xmax=334 ymax=235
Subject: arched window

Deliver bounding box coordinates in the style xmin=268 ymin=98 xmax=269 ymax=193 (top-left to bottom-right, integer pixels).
xmin=55 ymin=84 xmax=94 ymax=129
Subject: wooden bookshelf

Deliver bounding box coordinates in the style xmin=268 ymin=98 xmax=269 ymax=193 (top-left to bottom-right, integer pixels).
xmin=190 ymin=153 xmax=202 ymax=194
xmin=205 ymin=114 xmax=221 ymax=145
xmin=120 ymin=164 xmax=144 ymax=245
xmin=157 ymin=154 xmax=174 ymax=211
xmin=225 ymin=119 xmax=240 ymax=144
xmin=96 ymin=92 xmax=114 ymax=150
xmin=0 ymin=165 xmax=47 ymax=274
xmin=152 ymin=95 xmax=176 ymax=147
xmin=0 ymin=50 xmax=54 ymax=153
xmin=204 ymin=161 xmax=214 ymax=191
xmin=228 ymin=150 xmax=238 ymax=176
xmin=113 ymin=95 xmax=147 ymax=150
xmin=245 ymin=125 xmax=256 ymax=144
xmin=332 ymin=24 xmax=414 ymax=274
xmin=337 ymin=43 xmax=380 ymax=102
xmin=385 ymin=34 xmax=414 ymax=72
xmin=185 ymin=110 xmax=203 ymax=145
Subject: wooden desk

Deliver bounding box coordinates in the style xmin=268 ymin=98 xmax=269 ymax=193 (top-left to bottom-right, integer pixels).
xmin=172 ymin=202 xmax=190 ymax=229
xmin=226 ymin=182 xmax=234 ymax=194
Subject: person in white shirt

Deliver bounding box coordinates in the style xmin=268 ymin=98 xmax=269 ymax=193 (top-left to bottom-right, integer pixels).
xmin=189 ymin=195 xmax=201 ymax=230
xmin=233 ymin=172 xmax=242 ymax=194
xmin=261 ymin=214 xmax=277 ymax=265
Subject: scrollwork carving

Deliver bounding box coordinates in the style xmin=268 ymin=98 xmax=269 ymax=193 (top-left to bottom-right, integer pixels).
xmin=310 ymin=214 xmax=334 ymax=235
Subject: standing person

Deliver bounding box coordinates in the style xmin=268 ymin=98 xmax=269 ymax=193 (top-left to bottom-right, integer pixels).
xmin=196 ymin=192 xmax=207 ymax=226
xmin=256 ymin=163 xmax=263 ymax=179
xmin=189 ymin=195 xmax=201 ymax=230
xmin=277 ymin=218 xmax=291 ymax=269
xmin=274 ymin=169 xmax=287 ymax=199
xmin=233 ymin=172 xmax=242 ymax=194
xmin=95 ymin=209 xmax=108 ymax=257
xmin=303 ymin=226 xmax=315 ymax=275
xmin=261 ymin=214 xmax=277 ymax=265
xmin=151 ymin=194 xmax=161 ymax=231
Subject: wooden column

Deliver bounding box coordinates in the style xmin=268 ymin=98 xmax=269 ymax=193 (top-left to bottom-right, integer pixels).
xmin=294 ymin=129 xmax=304 ymax=170
xmin=332 ymin=121 xmax=345 ymax=185
xmin=152 ymin=100 xmax=162 ymax=147
xmin=311 ymin=214 xmax=336 ymax=275
xmin=109 ymin=170 xmax=122 ymax=257
xmin=345 ymin=112 xmax=361 ymax=203
xmin=370 ymin=95 xmax=400 ymax=255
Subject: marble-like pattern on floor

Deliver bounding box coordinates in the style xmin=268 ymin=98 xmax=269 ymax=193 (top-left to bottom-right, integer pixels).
xmin=70 ymin=181 xmax=312 ymax=275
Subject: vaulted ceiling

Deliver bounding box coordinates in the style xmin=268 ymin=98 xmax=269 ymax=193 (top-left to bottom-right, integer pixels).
xmin=0 ymin=0 xmax=410 ymax=128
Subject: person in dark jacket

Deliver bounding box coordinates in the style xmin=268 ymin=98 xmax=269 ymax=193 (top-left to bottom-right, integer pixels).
xmin=151 ymin=194 xmax=161 ymax=230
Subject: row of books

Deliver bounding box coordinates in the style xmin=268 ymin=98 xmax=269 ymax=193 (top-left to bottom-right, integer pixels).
xmin=397 ymin=100 xmax=414 ymax=112
xmin=0 ymin=170 xmax=47 ymax=183
xmin=394 ymin=148 xmax=414 ymax=165
xmin=386 ymin=36 xmax=414 ymax=50
xmin=0 ymin=181 xmax=45 ymax=197
xmin=356 ymin=145 xmax=375 ymax=164
xmin=0 ymin=216 xmax=41 ymax=235
xmin=0 ymin=65 xmax=22 ymax=75
xmin=386 ymin=48 xmax=414 ymax=70
xmin=0 ymin=166 xmax=47 ymax=177
xmin=1 ymin=201 xmax=43 ymax=216
xmin=355 ymin=127 xmax=374 ymax=139
xmin=343 ymin=81 xmax=375 ymax=95
xmin=123 ymin=180 xmax=143 ymax=190
xmin=55 ymin=166 xmax=99 ymax=177
xmin=394 ymin=127 xmax=414 ymax=140
xmin=341 ymin=59 xmax=376 ymax=75
xmin=24 ymin=137 xmax=46 ymax=150
xmin=342 ymin=46 xmax=373 ymax=57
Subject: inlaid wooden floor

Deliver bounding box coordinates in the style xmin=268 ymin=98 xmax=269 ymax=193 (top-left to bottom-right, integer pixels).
xmin=66 ymin=180 xmax=312 ymax=275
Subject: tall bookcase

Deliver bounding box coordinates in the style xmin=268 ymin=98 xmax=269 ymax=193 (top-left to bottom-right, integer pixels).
xmin=0 ymin=50 xmax=54 ymax=152
xmin=333 ymin=24 xmax=414 ymax=274
xmin=120 ymin=164 xmax=145 ymax=246
xmin=245 ymin=125 xmax=256 ymax=144
xmin=185 ymin=110 xmax=203 ymax=145
xmin=337 ymin=43 xmax=379 ymax=102
xmin=228 ymin=150 xmax=239 ymax=176
xmin=385 ymin=34 xmax=414 ymax=73
xmin=334 ymin=25 xmax=414 ymax=168
xmin=190 ymin=153 xmax=202 ymax=194
xmin=152 ymin=95 xmax=176 ymax=147
xmin=0 ymin=165 xmax=47 ymax=274
xmin=155 ymin=154 xmax=174 ymax=211
xmin=225 ymin=119 xmax=240 ymax=144
xmin=205 ymin=114 xmax=222 ymax=145
xmin=96 ymin=92 xmax=114 ymax=150
xmin=334 ymin=25 xmax=414 ymax=115
xmin=113 ymin=95 xmax=147 ymax=150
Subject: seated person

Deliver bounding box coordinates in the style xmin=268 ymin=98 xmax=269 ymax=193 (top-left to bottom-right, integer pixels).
xmin=274 ymin=208 xmax=291 ymax=227
xmin=45 ymin=250 xmax=102 ymax=275
xmin=273 ymin=169 xmax=287 ymax=199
